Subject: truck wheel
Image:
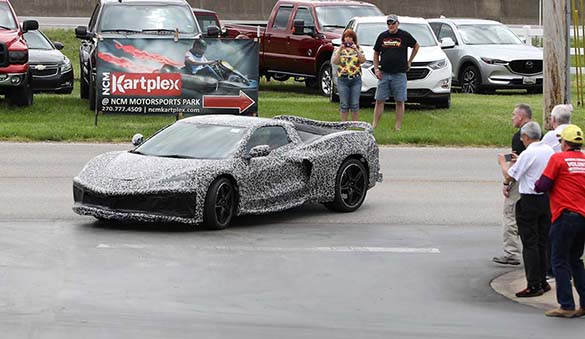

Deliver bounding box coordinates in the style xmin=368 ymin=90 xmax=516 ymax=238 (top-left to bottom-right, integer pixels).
xmin=8 ymin=79 xmax=33 ymax=107
xmin=318 ymin=60 xmax=332 ymax=96
xmin=80 ymin=66 xmax=89 ymax=99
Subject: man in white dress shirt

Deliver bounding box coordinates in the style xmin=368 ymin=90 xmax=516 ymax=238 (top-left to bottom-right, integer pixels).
xmin=541 ymin=104 xmax=572 ymax=153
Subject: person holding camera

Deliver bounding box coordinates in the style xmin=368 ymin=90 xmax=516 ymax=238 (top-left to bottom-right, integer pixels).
xmin=332 ymin=29 xmax=365 ymax=122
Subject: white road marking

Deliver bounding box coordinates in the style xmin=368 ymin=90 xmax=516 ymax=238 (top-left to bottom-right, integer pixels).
xmin=96 ymin=244 xmax=440 ymax=254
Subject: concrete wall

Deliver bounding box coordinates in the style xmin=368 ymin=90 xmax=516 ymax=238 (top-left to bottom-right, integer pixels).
xmin=12 ymin=0 xmax=540 ymax=25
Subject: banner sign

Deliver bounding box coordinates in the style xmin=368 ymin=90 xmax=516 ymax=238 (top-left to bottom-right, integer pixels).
xmin=96 ymin=37 xmax=259 ymax=115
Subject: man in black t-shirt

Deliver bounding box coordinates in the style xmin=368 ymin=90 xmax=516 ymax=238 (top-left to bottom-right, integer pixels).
xmin=371 ymin=14 xmax=419 ymax=131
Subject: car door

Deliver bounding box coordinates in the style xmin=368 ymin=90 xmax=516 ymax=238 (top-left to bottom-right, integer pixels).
xmin=241 ymin=126 xmax=307 ymax=209
xmin=288 ymin=6 xmax=319 ymax=76
xmin=264 ymin=5 xmax=294 ymax=72
xmin=431 ymin=22 xmax=462 ymax=80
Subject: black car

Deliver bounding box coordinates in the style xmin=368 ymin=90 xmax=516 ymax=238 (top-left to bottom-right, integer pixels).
xmin=23 ymin=30 xmax=74 ymax=94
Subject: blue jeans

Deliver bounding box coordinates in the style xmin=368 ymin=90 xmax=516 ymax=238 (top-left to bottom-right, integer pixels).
xmin=374 ymin=72 xmax=407 ymax=102
xmin=338 ymin=75 xmax=362 ymax=113
xmin=550 ymin=211 xmax=585 ymax=310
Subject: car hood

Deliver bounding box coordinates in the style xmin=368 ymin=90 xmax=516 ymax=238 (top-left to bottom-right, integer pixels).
xmin=75 ymin=151 xmax=232 ymax=193
xmin=0 ymin=29 xmax=20 ymax=46
xmin=28 ymin=49 xmax=65 ymax=64
xmin=361 ymin=45 xmax=448 ymax=63
xmin=463 ymin=44 xmax=543 ymax=60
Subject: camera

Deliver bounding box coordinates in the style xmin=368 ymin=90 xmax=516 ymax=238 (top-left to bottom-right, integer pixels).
xmin=504 ymin=153 xmax=513 ymax=162
xmin=343 ymin=42 xmax=353 ymax=48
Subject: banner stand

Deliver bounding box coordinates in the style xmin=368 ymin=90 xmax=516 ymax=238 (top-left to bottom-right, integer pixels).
xmin=95 ymin=110 xmax=100 ymax=127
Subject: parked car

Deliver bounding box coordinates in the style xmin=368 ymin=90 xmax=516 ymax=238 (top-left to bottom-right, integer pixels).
xmin=428 ymin=18 xmax=543 ymax=94
xmin=75 ymin=0 xmax=200 ymax=110
xmin=0 ymin=0 xmax=38 ymax=106
xmin=73 ymin=115 xmax=382 ymax=229
xmin=224 ymin=0 xmax=383 ymax=96
xmin=23 ymin=30 xmax=73 ymax=94
xmin=332 ymin=16 xmax=452 ymax=108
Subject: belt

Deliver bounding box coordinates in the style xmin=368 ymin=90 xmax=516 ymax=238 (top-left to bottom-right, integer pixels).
xmin=339 ymin=74 xmax=360 ymax=79
xmin=563 ymin=210 xmax=585 ymax=218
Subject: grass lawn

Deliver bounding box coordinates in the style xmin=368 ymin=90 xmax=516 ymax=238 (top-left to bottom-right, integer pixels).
xmin=0 ymin=29 xmax=583 ymax=146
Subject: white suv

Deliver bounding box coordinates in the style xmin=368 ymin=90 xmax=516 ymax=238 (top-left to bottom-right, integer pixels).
xmin=331 ymin=16 xmax=452 ymax=109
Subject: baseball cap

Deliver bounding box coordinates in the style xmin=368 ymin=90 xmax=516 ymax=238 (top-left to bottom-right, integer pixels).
xmin=560 ymin=124 xmax=583 ymax=144
xmin=387 ymin=14 xmax=398 ymax=24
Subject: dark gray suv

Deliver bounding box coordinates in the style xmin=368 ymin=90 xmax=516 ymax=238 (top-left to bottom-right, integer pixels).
xmin=428 ymin=18 xmax=543 ymax=94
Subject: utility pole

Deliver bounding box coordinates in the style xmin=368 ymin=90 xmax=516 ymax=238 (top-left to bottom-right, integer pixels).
xmin=543 ymin=0 xmax=571 ymax=130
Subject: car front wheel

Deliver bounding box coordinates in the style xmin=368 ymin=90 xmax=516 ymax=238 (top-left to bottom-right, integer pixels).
xmin=460 ymin=65 xmax=481 ymax=94
xmin=325 ymin=158 xmax=368 ymax=212
xmin=203 ymin=177 xmax=236 ymax=230
xmin=319 ymin=60 xmax=332 ymax=96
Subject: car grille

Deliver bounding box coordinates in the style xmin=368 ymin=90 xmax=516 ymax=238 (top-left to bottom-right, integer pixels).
xmin=508 ymin=60 xmax=543 ymax=75
xmin=74 ymin=185 xmax=197 ymax=218
xmin=30 ymin=64 xmax=59 ymax=77
xmin=0 ymin=42 xmax=7 ymax=67
xmin=407 ymin=68 xmax=430 ymax=80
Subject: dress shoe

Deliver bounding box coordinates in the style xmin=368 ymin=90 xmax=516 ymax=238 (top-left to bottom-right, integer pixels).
xmin=492 ymin=256 xmax=521 ymax=265
xmin=545 ymin=308 xmax=575 ymax=318
xmin=516 ymin=287 xmax=544 ymax=298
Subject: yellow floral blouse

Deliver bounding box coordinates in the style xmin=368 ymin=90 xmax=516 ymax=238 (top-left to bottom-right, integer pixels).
xmin=336 ymin=47 xmax=364 ymax=77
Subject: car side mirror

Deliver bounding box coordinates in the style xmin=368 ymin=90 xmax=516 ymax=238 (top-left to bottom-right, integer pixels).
xmin=441 ymin=37 xmax=456 ymax=49
xmin=206 ymin=25 xmax=221 ymax=38
xmin=53 ymin=41 xmax=64 ymax=50
xmin=22 ymin=20 xmax=38 ymax=33
xmin=131 ymin=133 xmax=144 ymax=146
xmin=75 ymin=26 xmax=91 ymax=39
xmin=248 ymin=145 xmax=271 ymax=158
xmin=293 ymin=20 xmax=315 ymax=36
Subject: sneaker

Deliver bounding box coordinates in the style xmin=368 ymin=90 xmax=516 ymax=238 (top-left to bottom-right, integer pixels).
xmin=516 ymin=287 xmax=544 ymax=298
xmin=545 ymin=308 xmax=576 ymax=318
xmin=575 ymin=308 xmax=585 ymax=318
xmin=492 ymin=256 xmax=521 ymax=265
xmin=541 ymin=282 xmax=552 ymax=293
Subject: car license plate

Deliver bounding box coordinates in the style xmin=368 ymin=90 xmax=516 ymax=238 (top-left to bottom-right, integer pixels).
xmin=523 ymin=76 xmax=536 ymax=85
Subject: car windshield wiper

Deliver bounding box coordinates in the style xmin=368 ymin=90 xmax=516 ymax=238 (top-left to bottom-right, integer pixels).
xmin=158 ymin=154 xmax=197 ymax=159
xmin=100 ymin=29 xmax=141 ymax=34
xmin=141 ymin=29 xmax=177 ymax=34
xmin=128 ymin=150 xmax=147 ymax=155
xmin=321 ymin=25 xmax=345 ymax=28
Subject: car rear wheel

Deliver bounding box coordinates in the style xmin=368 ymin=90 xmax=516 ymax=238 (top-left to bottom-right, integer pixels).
xmin=325 ymin=158 xmax=368 ymax=212
xmin=318 ymin=60 xmax=332 ymax=96
xmin=460 ymin=65 xmax=481 ymax=94
xmin=203 ymin=177 xmax=236 ymax=230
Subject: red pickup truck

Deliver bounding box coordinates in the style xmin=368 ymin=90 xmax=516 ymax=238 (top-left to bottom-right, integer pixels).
xmin=225 ymin=0 xmax=382 ymax=95
xmin=0 ymin=0 xmax=38 ymax=106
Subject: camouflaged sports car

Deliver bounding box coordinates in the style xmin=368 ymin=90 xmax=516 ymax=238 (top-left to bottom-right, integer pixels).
xmin=72 ymin=115 xmax=382 ymax=229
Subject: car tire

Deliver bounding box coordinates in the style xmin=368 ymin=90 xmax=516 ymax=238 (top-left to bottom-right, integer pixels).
xmin=527 ymin=87 xmax=542 ymax=94
xmin=318 ymin=60 xmax=332 ymax=96
xmin=324 ymin=158 xmax=368 ymax=212
xmin=8 ymin=76 xmax=33 ymax=107
xmin=80 ymin=66 xmax=89 ymax=99
xmin=202 ymin=177 xmax=236 ymax=230
xmin=434 ymin=96 xmax=451 ymax=109
xmin=329 ymin=80 xmax=339 ymax=103
xmin=460 ymin=65 xmax=481 ymax=94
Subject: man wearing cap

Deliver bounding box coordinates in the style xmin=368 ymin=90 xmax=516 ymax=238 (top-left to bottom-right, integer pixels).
xmin=498 ymin=121 xmax=555 ymax=298
xmin=372 ymin=14 xmax=420 ymax=131
xmin=535 ymin=124 xmax=585 ymax=318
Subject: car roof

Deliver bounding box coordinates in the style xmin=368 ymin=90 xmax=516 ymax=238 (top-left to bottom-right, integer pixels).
xmin=192 ymin=7 xmax=217 ymax=14
xmin=181 ymin=115 xmax=286 ymax=128
xmin=351 ymin=15 xmax=428 ymax=25
xmin=427 ymin=18 xmax=503 ymax=25
xmin=100 ymin=0 xmax=189 ymax=5
xmin=276 ymin=0 xmax=379 ymax=7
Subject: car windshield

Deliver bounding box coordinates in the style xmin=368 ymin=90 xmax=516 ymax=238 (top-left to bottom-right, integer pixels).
xmin=24 ymin=31 xmax=54 ymax=50
xmin=0 ymin=3 xmax=17 ymax=29
xmin=134 ymin=122 xmax=248 ymax=159
xmin=195 ymin=13 xmax=219 ymax=33
xmin=356 ymin=22 xmax=437 ymax=47
xmin=99 ymin=4 xmax=199 ymax=34
xmin=316 ymin=6 xmax=382 ymax=28
xmin=457 ymin=24 xmax=522 ymax=45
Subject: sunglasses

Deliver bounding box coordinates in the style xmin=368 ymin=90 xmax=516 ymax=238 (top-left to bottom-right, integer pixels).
xmin=387 ymin=21 xmax=397 ymax=25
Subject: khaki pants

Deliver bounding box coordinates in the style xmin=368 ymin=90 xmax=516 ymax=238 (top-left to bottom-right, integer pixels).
xmin=502 ymin=181 xmax=521 ymax=259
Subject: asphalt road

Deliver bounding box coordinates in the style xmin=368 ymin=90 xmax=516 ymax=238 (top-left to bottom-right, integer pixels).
xmin=1 ymin=143 xmax=584 ymax=338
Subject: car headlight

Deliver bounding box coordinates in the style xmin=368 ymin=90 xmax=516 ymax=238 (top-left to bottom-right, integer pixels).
xmin=60 ymin=57 xmax=72 ymax=73
xmin=362 ymin=60 xmax=373 ymax=69
xmin=9 ymin=51 xmax=28 ymax=64
xmin=480 ymin=57 xmax=508 ymax=65
xmin=429 ymin=59 xmax=448 ymax=70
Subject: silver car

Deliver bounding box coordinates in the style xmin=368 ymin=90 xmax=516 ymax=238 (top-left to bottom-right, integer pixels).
xmin=428 ymin=18 xmax=543 ymax=94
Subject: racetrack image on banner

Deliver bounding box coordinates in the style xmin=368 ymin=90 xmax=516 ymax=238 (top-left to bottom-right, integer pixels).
xmin=96 ymin=37 xmax=258 ymax=115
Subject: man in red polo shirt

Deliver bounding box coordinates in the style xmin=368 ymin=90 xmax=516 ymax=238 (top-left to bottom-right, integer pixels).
xmin=535 ymin=124 xmax=585 ymax=318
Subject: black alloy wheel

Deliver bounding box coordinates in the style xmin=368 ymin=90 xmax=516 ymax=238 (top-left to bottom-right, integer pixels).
xmin=203 ymin=177 xmax=236 ymax=230
xmin=325 ymin=158 xmax=368 ymax=212
xmin=80 ymin=64 xmax=89 ymax=99
xmin=460 ymin=65 xmax=480 ymax=94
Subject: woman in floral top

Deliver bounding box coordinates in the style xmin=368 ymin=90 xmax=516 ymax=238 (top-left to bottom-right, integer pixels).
xmin=332 ymin=29 xmax=366 ymax=121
